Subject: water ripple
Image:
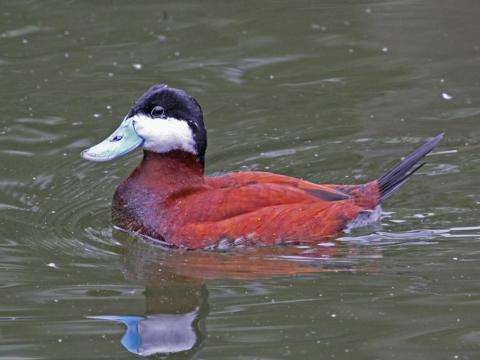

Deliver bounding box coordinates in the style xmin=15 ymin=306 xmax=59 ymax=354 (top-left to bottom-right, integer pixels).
xmin=0 ymin=25 xmax=54 ymax=39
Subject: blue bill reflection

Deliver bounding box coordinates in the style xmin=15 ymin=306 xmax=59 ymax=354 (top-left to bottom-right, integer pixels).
xmin=89 ymin=310 xmax=199 ymax=356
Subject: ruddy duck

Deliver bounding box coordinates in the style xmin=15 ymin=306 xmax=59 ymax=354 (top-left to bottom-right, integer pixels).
xmin=81 ymin=84 xmax=443 ymax=249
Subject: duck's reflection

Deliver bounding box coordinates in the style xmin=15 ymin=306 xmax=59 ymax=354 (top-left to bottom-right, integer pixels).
xmin=91 ymin=231 xmax=375 ymax=356
xmin=90 ymin=283 xmax=208 ymax=356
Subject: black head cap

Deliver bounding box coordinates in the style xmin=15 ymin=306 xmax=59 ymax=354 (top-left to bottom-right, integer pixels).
xmin=128 ymin=84 xmax=207 ymax=165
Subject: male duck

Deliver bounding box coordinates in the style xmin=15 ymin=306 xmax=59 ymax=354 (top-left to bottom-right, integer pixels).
xmin=81 ymin=84 xmax=443 ymax=249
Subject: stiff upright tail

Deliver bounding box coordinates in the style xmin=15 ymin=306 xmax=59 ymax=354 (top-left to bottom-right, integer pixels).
xmin=377 ymin=133 xmax=444 ymax=203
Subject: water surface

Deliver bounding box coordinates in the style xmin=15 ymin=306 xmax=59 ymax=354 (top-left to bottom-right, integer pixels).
xmin=1 ymin=1 xmax=479 ymax=359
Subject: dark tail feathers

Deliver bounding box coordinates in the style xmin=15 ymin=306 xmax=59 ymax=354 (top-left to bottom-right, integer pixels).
xmin=377 ymin=133 xmax=444 ymax=203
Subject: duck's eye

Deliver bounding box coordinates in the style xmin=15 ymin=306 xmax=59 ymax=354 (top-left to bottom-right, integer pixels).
xmin=151 ymin=106 xmax=166 ymax=118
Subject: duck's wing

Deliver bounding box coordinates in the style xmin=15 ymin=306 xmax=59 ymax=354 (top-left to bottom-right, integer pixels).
xmin=206 ymin=171 xmax=352 ymax=202
xmin=168 ymin=181 xmax=349 ymax=225
xmin=208 ymin=171 xmax=382 ymax=209
xmin=162 ymin=174 xmax=365 ymax=248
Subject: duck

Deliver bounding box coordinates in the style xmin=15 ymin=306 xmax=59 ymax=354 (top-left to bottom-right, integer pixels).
xmin=81 ymin=84 xmax=443 ymax=249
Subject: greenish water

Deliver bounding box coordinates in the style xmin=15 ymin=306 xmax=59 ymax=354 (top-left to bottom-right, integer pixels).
xmin=1 ymin=1 xmax=479 ymax=359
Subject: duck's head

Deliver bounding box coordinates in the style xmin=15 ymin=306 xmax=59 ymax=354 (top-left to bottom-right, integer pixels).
xmin=81 ymin=84 xmax=207 ymax=165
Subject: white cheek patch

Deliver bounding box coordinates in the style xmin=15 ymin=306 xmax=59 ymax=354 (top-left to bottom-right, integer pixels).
xmin=131 ymin=114 xmax=197 ymax=155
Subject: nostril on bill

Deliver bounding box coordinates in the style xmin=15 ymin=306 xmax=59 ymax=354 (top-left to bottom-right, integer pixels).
xmin=111 ymin=135 xmax=123 ymax=142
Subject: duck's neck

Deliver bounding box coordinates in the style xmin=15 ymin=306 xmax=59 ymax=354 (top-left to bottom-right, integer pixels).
xmin=133 ymin=150 xmax=205 ymax=190
xmin=114 ymin=149 xmax=204 ymax=214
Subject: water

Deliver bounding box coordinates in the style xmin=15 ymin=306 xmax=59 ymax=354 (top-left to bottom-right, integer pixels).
xmin=1 ymin=0 xmax=479 ymax=359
